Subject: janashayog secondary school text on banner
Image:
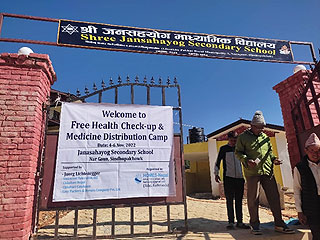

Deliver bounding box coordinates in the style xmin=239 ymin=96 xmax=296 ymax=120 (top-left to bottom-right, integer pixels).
xmin=57 ymin=19 xmax=293 ymax=63
xmin=53 ymin=102 xmax=176 ymax=202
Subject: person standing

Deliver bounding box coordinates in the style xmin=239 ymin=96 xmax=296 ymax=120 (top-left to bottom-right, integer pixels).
xmin=293 ymin=133 xmax=320 ymax=240
xmin=214 ymin=131 xmax=250 ymax=230
xmin=235 ymin=110 xmax=294 ymax=235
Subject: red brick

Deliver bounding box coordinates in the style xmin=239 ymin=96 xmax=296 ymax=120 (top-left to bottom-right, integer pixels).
xmin=4 ymin=191 xmax=29 ymax=198
xmin=20 ymin=161 xmax=37 ymax=168
xmin=15 ymin=197 xmax=31 ymax=204
xmin=19 ymin=172 xmax=35 ymax=178
xmin=0 ymin=132 xmax=19 ymax=137
xmin=7 ymin=155 xmax=19 ymax=161
xmin=3 ymin=203 xmax=30 ymax=211
xmin=17 ymin=144 xmax=33 ymax=150
xmin=21 ymin=133 xmax=36 ymax=138
xmin=6 ymin=116 xmax=26 ymax=121
xmin=8 ymin=150 xmax=22 ymax=155
xmin=0 ymin=150 xmax=9 ymax=156
xmin=11 ymin=70 xmax=27 ymax=76
xmin=0 ymin=185 xmax=18 ymax=192
xmin=13 ymin=220 xmax=32 ymax=230
xmin=17 ymin=185 xmax=34 ymax=191
xmin=0 ymin=74 xmax=20 ymax=80
xmin=1 ymin=121 xmax=14 ymax=127
xmin=1 ymin=198 xmax=16 ymax=204
xmin=0 ymin=211 xmax=15 ymax=218
xmin=0 ymin=95 xmax=16 ymax=100
xmin=2 ymin=173 xmax=20 ymax=181
xmin=0 ymin=224 xmax=14 ymax=231
xmin=16 ymin=111 xmax=34 ymax=116
xmin=14 ymin=209 xmax=31 ymax=217
xmin=7 ymin=161 xmax=21 ymax=167
xmin=0 ymin=69 xmax=10 ymax=75
xmin=7 ymin=105 xmax=29 ymax=111
xmin=0 ymin=229 xmax=29 ymax=238
xmin=0 ymin=138 xmax=11 ymax=144
xmin=27 ymin=71 xmax=41 ymax=76
xmin=19 ymin=75 xmax=33 ymax=81
xmin=3 ymin=110 xmax=17 ymax=116
xmin=0 ymin=143 xmax=17 ymax=150
xmin=0 ymin=161 xmax=7 ymax=168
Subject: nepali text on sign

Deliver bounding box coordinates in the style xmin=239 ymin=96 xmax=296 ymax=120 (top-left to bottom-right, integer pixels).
xmin=57 ymin=19 xmax=293 ymax=63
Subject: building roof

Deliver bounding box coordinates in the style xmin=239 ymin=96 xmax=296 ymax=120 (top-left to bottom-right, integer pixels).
xmin=207 ymin=119 xmax=284 ymax=140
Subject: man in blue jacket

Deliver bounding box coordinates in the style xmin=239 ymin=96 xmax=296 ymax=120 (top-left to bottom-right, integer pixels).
xmin=215 ymin=131 xmax=250 ymax=230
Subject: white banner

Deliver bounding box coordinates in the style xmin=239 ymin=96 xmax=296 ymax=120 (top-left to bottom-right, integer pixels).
xmin=52 ymin=102 xmax=175 ymax=202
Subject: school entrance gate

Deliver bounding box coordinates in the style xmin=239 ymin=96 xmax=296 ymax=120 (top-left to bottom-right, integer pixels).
xmin=0 ymin=13 xmax=318 ymax=239
xmin=38 ymin=77 xmax=187 ymax=239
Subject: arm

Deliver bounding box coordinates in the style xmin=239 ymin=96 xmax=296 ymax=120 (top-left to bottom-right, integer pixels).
xmin=235 ymin=136 xmax=249 ymax=168
xmin=214 ymin=147 xmax=224 ymax=182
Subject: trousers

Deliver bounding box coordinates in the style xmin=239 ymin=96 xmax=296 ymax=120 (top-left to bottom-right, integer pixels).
xmin=224 ymin=176 xmax=245 ymax=224
xmin=246 ymin=175 xmax=285 ymax=228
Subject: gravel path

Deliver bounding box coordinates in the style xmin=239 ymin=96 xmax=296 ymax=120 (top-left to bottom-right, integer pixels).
xmin=36 ymin=196 xmax=311 ymax=239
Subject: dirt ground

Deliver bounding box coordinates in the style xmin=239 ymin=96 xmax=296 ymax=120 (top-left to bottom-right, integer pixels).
xmin=36 ymin=192 xmax=311 ymax=240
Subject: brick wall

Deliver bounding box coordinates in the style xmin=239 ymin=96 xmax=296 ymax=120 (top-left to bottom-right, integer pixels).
xmin=273 ymin=70 xmax=319 ymax=168
xmin=0 ymin=53 xmax=56 ymax=240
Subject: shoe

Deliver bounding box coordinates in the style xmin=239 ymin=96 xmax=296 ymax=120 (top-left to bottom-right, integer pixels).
xmin=226 ymin=223 xmax=235 ymax=230
xmin=236 ymin=223 xmax=250 ymax=229
xmin=250 ymin=226 xmax=262 ymax=235
xmin=274 ymin=225 xmax=295 ymax=234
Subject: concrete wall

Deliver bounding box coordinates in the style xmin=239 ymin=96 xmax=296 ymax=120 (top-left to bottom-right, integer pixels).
xmin=208 ymin=138 xmax=219 ymax=197
xmin=275 ymin=132 xmax=293 ymax=189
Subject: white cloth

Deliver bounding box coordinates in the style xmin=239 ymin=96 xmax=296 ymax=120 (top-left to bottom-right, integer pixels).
xmin=293 ymin=159 xmax=320 ymax=212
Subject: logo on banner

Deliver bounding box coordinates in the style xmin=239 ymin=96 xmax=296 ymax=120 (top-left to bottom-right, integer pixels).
xmin=134 ymin=174 xmax=142 ymax=184
xmin=61 ymin=24 xmax=79 ymax=35
xmin=279 ymin=45 xmax=291 ymax=55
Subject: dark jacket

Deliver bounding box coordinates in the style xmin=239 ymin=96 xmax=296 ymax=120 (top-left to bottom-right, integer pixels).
xmin=296 ymin=155 xmax=320 ymax=224
xmin=215 ymin=144 xmax=243 ymax=179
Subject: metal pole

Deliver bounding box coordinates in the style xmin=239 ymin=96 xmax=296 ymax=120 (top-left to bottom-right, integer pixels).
xmin=0 ymin=14 xmax=3 ymax=37
xmin=177 ymin=84 xmax=188 ymax=231
xmin=2 ymin=12 xmax=59 ymax=22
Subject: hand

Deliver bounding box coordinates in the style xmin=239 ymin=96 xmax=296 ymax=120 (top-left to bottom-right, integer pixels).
xmin=273 ymin=158 xmax=283 ymax=165
xmin=298 ymin=212 xmax=307 ymax=225
xmin=247 ymin=159 xmax=257 ymax=168
xmin=215 ymin=175 xmax=221 ymax=183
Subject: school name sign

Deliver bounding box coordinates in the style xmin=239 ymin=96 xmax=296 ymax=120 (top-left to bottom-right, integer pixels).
xmin=53 ymin=102 xmax=175 ymax=202
xmin=58 ymin=19 xmax=293 ymax=63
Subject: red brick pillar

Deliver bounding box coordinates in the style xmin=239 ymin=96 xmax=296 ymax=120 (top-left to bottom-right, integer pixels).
xmin=0 ymin=52 xmax=56 ymax=239
xmin=273 ymin=70 xmax=316 ymax=168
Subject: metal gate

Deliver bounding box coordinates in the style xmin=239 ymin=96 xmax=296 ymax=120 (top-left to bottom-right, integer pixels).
xmin=33 ymin=76 xmax=187 ymax=239
xmin=291 ymin=61 xmax=320 ymax=157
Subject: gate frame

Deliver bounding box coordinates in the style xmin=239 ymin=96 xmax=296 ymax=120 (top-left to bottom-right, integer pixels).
xmin=291 ymin=61 xmax=320 ymax=158
xmin=1 ymin=12 xmax=318 ymax=239
xmin=0 ymin=12 xmax=317 ymax=65
xmin=34 ymin=76 xmax=188 ymax=239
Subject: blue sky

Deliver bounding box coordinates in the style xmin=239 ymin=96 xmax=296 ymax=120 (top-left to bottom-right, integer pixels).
xmin=1 ymin=0 xmax=319 ymax=142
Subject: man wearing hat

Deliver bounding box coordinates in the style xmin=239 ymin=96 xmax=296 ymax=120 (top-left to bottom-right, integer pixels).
xmin=235 ymin=111 xmax=294 ymax=235
xmin=214 ymin=131 xmax=250 ymax=230
xmin=294 ymin=133 xmax=320 ymax=239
